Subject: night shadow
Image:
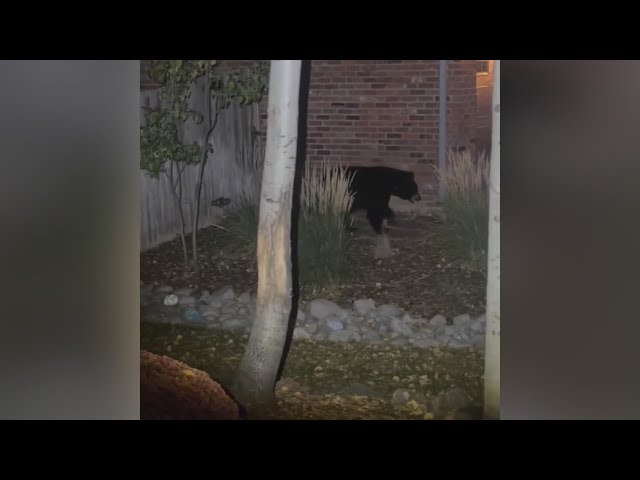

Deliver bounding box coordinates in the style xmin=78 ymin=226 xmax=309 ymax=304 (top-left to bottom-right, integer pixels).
xmin=276 ymin=59 xmax=312 ymax=383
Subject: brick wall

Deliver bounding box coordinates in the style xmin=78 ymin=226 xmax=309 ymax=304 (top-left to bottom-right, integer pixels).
xmin=141 ymin=60 xmax=478 ymax=205
xmin=474 ymin=60 xmax=495 ymax=154
xmin=258 ymin=60 xmax=477 ymax=205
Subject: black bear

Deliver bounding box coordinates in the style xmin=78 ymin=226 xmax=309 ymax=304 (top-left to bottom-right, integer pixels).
xmin=345 ymin=166 xmax=421 ymax=257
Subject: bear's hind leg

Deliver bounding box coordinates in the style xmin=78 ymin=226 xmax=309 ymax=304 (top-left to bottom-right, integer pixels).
xmin=383 ymin=207 xmax=395 ymax=229
xmin=367 ymin=208 xmax=393 ymax=259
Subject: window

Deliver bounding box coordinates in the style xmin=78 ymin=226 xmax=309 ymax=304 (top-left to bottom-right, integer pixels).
xmin=477 ymin=61 xmax=489 ymax=74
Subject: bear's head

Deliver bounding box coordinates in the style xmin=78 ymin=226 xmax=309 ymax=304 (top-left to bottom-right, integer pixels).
xmin=391 ymin=170 xmax=421 ymax=203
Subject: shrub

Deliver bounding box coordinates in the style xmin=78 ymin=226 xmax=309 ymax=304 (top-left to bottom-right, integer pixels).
xmin=433 ymin=148 xmax=490 ymax=272
xmin=299 ymin=160 xmax=354 ymax=288
xmin=221 ymin=203 xmax=260 ymax=252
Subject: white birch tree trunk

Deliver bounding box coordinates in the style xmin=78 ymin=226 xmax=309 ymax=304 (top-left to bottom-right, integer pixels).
xmin=234 ymin=60 xmax=302 ymax=408
xmin=484 ymin=60 xmax=500 ymax=419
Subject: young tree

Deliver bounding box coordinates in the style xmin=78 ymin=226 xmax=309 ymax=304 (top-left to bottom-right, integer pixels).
xmin=234 ymin=60 xmax=303 ymax=408
xmin=141 ymin=60 xmax=206 ymax=266
xmin=140 ymin=60 xmax=268 ymax=270
xmin=191 ymin=63 xmax=268 ymax=272
xmin=484 ymin=60 xmax=500 ymax=419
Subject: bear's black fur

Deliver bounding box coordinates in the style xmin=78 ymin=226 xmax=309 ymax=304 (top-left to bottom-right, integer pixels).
xmin=345 ymin=166 xmax=421 ymax=235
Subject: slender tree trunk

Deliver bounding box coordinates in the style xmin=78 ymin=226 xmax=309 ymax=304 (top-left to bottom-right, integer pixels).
xmin=234 ymin=60 xmax=302 ymax=409
xmin=177 ymin=162 xmax=189 ymax=266
xmin=166 ymin=77 xmax=190 ymax=266
xmin=168 ymin=160 xmax=189 ymax=265
xmin=192 ymin=121 xmax=220 ymax=271
xmin=483 ymin=60 xmax=500 ymax=419
xmin=192 ymin=73 xmax=220 ymax=273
